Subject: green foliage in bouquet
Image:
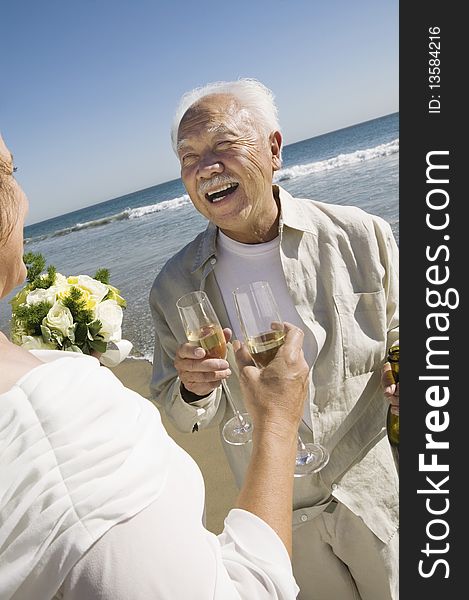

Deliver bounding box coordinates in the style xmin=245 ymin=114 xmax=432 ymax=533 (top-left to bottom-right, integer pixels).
xmin=12 ymin=301 xmax=52 ymax=337
xmin=23 ymin=251 xmax=57 ymax=289
xmin=10 ymin=252 xmax=126 ymax=355
xmin=94 ymin=268 xmax=110 ymax=285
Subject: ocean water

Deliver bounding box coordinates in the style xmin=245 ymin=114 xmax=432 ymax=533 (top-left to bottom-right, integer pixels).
xmin=0 ymin=112 xmax=399 ymax=360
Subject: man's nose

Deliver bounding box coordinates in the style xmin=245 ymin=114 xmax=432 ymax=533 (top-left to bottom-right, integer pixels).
xmin=198 ymin=155 xmax=224 ymax=179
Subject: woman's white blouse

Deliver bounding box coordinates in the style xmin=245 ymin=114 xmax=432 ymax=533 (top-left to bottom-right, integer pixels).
xmin=0 ymin=350 xmax=298 ymax=599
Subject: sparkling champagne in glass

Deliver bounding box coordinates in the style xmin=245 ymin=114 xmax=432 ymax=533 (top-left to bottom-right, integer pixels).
xmin=176 ymin=290 xmax=253 ymax=445
xmin=233 ymin=281 xmax=330 ymax=476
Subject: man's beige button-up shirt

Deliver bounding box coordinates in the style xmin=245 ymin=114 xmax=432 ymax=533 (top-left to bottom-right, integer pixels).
xmin=150 ymin=186 xmax=399 ymax=545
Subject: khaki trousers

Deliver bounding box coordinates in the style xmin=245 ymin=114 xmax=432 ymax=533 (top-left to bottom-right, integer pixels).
xmin=292 ymin=500 xmax=399 ymax=600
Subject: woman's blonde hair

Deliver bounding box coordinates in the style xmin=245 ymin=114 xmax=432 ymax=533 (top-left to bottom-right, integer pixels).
xmin=0 ymin=144 xmax=17 ymax=245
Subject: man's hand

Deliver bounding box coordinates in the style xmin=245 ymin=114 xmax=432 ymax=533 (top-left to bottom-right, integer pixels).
xmin=233 ymin=323 xmax=309 ymax=434
xmin=175 ymin=328 xmax=232 ymax=399
xmin=382 ymin=362 xmax=399 ymax=415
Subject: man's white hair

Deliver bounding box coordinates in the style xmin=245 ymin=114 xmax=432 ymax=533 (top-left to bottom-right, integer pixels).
xmin=170 ymin=78 xmax=281 ymax=154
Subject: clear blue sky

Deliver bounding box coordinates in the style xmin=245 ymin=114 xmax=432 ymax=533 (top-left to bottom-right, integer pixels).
xmin=2 ymin=0 xmax=398 ymax=225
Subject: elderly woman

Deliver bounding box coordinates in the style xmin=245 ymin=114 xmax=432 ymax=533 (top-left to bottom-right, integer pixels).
xmin=0 ymin=133 xmax=310 ymax=599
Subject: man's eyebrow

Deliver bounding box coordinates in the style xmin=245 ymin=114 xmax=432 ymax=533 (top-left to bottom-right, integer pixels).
xmin=177 ymin=125 xmax=238 ymax=153
xmin=207 ymin=124 xmax=237 ymax=135
xmin=176 ymin=139 xmax=193 ymax=153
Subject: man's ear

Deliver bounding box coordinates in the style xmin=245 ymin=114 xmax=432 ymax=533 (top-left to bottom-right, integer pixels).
xmin=270 ymin=131 xmax=282 ymax=171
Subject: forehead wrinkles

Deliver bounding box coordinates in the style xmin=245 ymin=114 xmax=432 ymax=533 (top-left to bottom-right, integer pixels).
xmin=177 ymin=98 xmax=258 ymax=149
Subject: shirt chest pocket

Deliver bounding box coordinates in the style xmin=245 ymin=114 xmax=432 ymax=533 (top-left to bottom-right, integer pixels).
xmin=333 ymin=290 xmax=387 ymax=379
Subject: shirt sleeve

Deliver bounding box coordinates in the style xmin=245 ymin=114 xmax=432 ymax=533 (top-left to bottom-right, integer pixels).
xmin=373 ymin=216 xmax=399 ymax=348
xmin=60 ymin=442 xmax=299 ymax=600
xmin=216 ymin=510 xmax=300 ymax=599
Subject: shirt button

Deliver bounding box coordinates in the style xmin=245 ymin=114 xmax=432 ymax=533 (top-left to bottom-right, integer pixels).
xmin=300 ymin=514 xmax=308 ymax=522
xmin=331 ymin=483 xmax=338 ymax=490
xmin=210 ymin=258 xmax=217 ymax=265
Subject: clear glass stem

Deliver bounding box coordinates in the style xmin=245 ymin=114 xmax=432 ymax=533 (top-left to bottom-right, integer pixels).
xmin=221 ymin=379 xmax=247 ymax=428
xmin=294 ymin=435 xmax=330 ymax=475
xmin=297 ymin=434 xmax=308 ymax=452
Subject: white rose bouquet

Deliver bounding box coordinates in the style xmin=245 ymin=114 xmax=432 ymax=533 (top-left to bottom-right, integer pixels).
xmin=10 ymin=252 xmax=130 ymax=363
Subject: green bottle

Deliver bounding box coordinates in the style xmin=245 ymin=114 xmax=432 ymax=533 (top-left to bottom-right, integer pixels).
xmin=386 ymin=344 xmax=399 ymax=470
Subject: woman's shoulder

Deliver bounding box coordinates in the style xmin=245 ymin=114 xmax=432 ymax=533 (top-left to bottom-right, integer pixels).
xmin=0 ymin=335 xmax=43 ymax=395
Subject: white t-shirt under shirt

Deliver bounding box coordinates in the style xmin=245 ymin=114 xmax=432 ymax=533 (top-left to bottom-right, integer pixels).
xmin=214 ymin=230 xmax=319 ymax=429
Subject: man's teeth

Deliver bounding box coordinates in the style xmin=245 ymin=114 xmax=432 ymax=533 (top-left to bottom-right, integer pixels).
xmin=205 ymin=183 xmax=238 ymax=202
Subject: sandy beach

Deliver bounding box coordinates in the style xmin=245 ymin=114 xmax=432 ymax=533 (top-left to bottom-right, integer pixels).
xmin=112 ymin=357 xmax=239 ymax=535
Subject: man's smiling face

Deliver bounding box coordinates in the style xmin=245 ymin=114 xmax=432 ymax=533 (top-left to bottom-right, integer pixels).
xmin=177 ymin=94 xmax=281 ymax=243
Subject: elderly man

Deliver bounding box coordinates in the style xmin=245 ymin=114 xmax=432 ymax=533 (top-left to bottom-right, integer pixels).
xmin=150 ymin=79 xmax=399 ymax=600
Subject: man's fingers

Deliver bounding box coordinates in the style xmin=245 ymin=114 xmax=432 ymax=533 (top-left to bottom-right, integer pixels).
xmin=382 ymin=362 xmax=396 ymax=385
xmin=183 ymin=382 xmax=222 ymax=396
xmin=175 ymin=342 xmax=229 ymax=372
xmin=382 ymin=362 xmax=397 ymax=393
xmin=382 ymin=362 xmax=397 ymax=398
xmin=182 ymin=369 xmax=231 ymax=383
xmin=223 ymin=328 xmax=232 ymax=343
xmin=176 ymin=357 xmax=230 ymax=372
xmin=177 ymin=342 xmax=206 ymax=360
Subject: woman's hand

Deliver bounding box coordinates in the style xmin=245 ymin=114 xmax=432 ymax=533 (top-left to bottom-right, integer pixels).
xmin=233 ymin=323 xmax=309 ymax=435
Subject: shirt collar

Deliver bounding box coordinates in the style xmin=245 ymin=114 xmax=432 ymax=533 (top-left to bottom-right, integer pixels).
xmin=275 ymin=185 xmax=317 ymax=234
xmin=191 ymin=221 xmax=218 ymax=273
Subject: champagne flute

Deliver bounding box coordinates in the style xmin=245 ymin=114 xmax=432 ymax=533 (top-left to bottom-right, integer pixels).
xmin=176 ymin=290 xmax=253 ymax=445
xmin=233 ymin=281 xmax=330 ymax=476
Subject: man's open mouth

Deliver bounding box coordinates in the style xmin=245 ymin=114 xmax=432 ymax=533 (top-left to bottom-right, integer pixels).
xmin=205 ymin=183 xmax=239 ymax=203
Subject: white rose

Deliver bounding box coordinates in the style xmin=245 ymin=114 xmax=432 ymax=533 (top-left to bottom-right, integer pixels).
xmin=54 ymin=273 xmax=68 ymax=286
xmin=69 ymin=275 xmax=109 ymax=303
xmin=50 ymin=274 xmax=71 ymax=296
xmin=21 ymin=335 xmax=56 ymax=350
xmin=42 ymin=302 xmax=74 ymax=336
xmin=94 ymin=299 xmax=123 ymax=342
xmin=26 ymin=287 xmax=58 ymax=305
